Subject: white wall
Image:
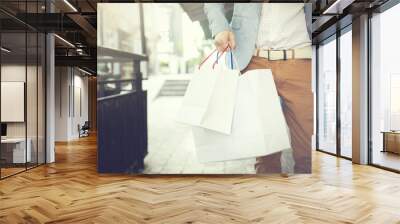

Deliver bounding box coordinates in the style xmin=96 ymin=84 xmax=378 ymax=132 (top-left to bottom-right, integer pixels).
xmin=71 ymin=73 xmax=89 ymax=138
xmin=1 ymin=65 xmax=26 ymax=139
xmin=55 ymin=67 xmax=89 ymax=141
xmin=1 ymin=65 xmax=37 ymax=137
xmin=55 ymin=67 xmax=69 ymax=141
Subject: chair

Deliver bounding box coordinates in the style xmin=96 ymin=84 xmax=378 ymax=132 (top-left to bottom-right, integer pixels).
xmin=78 ymin=121 xmax=90 ymax=138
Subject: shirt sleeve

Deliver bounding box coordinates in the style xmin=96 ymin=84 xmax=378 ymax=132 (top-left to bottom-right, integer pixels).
xmin=204 ymin=3 xmax=231 ymax=38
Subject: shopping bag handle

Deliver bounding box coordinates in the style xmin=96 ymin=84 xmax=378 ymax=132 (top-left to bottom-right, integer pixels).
xmin=198 ymin=44 xmax=231 ymax=69
xmin=213 ymin=46 xmax=234 ymax=70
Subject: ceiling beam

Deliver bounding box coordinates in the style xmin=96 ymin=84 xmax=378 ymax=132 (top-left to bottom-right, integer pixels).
xmin=55 ymin=55 xmax=96 ymax=71
xmin=322 ymin=0 xmax=356 ymax=14
xmin=67 ymin=13 xmax=97 ymax=39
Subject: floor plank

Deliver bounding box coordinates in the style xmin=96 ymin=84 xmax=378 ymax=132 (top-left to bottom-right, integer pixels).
xmin=0 ymin=135 xmax=400 ymax=223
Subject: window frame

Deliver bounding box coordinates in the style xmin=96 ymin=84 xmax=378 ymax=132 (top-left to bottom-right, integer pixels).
xmin=316 ymin=24 xmax=353 ymax=160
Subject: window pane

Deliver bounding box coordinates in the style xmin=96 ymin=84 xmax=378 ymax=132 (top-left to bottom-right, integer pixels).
xmin=390 ymin=74 xmax=400 ymax=130
xmin=27 ymin=31 xmax=38 ymax=169
xmin=318 ymin=38 xmax=337 ymax=154
xmin=1 ymin=31 xmax=28 ymax=177
xmin=371 ymin=3 xmax=400 ymax=171
xmin=340 ymin=30 xmax=352 ymax=158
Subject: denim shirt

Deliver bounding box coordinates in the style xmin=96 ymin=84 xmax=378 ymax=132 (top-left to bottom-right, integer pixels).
xmin=204 ymin=3 xmax=312 ymax=71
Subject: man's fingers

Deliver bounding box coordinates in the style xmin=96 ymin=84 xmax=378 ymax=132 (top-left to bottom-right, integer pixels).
xmin=215 ymin=40 xmax=228 ymax=52
xmin=229 ymin=32 xmax=236 ymax=49
xmin=229 ymin=41 xmax=236 ymax=50
xmin=213 ymin=31 xmax=236 ymax=52
xmin=215 ymin=44 xmax=226 ymax=52
xmin=214 ymin=30 xmax=231 ymax=52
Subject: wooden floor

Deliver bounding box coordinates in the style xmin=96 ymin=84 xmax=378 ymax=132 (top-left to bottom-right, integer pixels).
xmin=373 ymin=151 xmax=400 ymax=171
xmin=1 ymin=135 xmax=400 ymax=223
xmin=1 ymin=167 xmax=26 ymax=178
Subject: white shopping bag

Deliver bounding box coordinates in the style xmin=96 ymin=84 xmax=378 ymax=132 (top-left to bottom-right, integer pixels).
xmin=176 ymin=50 xmax=240 ymax=134
xmin=192 ymin=69 xmax=291 ymax=163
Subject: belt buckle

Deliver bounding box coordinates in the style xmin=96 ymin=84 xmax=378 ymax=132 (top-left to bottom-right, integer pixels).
xmin=268 ymin=49 xmax=284 ymax=61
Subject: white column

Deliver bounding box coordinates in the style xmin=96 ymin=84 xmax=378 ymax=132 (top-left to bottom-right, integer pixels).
xmin=45 ymin=1 xmax=56 ymax=163
xmin=312 ymin=45 xmax=317 ymax=151
xmin=352 ymin=14 xmax=369 ymax=164
xmin=46 ymin=33 xmax=55 ymax=163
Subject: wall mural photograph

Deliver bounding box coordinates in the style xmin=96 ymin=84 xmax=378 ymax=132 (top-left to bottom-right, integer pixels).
xmin=2 ymin=0 xmax=400 ymax=223
xmin=97 ymin=3 xmax=313 ymax=174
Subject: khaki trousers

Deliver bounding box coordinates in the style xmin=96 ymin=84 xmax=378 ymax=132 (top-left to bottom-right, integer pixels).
xmin=242 ymin=56 xmax=313 ymax=173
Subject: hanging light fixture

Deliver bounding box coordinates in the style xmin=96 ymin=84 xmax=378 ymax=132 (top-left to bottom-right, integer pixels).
xmin=78 ymin=67 xmax=93 ymax=76
xmin=54 ymin=34 xmax=75 ymax=48
xmin=323 ymin=0 xmax=355 ymax=15
xmin=1 ymin=47 xmax=11 ymax=53
xmin=63 ymin=0 xmax=78 ymax=12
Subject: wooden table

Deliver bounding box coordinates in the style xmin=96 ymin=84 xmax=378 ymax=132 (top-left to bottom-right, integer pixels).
xmin=381 ymin=131 xmax=400 ymax=154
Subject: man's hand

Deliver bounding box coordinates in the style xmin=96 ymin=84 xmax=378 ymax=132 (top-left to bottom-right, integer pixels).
xmin=214 ymin=30 xmax=236 ymax=52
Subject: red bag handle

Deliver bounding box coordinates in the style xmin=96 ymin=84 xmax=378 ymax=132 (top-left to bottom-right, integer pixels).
xmin=198 ymin=44 xmax=231 ymax=69
xmin=212 ymin=45 xmax=232 ymax=69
